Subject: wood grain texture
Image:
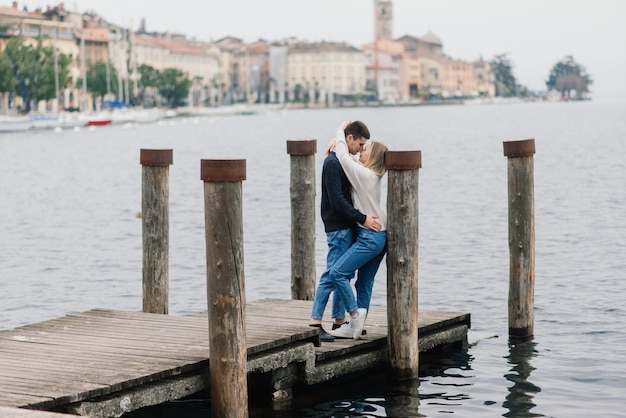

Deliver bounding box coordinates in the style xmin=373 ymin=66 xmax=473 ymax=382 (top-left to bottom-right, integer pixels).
xmin=289 ymin=154 xmax=316 ymax=301
xmin=142 ymin=165 xmax=170 ymax=314
xmin=507 ymin=155 xmax=535 ymax=338
xmin=0 ymin=299 xmax=469 ymax=411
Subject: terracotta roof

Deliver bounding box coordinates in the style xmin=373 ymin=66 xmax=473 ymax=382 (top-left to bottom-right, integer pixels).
xmin=247 ymin=41 xmax=270 ymax=54
xmin=289 ymin=41 xmax=360 ymax=54
xmin=362 ymin=38 xmax=404 ymax=55
xmin=0 ymin=5 xmax=45 ymax=20
xmin=215 ymin=36 xmax=245 ymax=51
xmin=135 ymin=33 xmax=207 ymax=56
xmin=421 ymin=31 xmax=442 ymax=45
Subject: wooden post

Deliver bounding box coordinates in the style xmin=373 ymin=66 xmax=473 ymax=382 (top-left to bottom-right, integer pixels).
xmin=201 ymin=159 xmax=248 ymax=418
xmin=385 ymin=150 xmax=422 ymax=380
xmin=286 ymin=139 xmax=317 ymax=300
xmin=140 ymin=149 xmax=173 ymax=314
xmin=503 ymin=139 xmax=536 ymax=339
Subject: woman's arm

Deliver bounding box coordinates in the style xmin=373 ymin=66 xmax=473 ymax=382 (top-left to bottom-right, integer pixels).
xmin=335 ymin=129 xmax=369 ymax=186
xmin=334 ymin=123 xmax=382 ymax=231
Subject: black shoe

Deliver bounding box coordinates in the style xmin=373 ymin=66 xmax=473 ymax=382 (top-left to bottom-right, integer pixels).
xmin=332 ymin=322 xmax=367 ymax=335
xmin=310 ymin=324 xmax=335 ymax=342
xmin=319 ymin=328 xmax=335 ymax=342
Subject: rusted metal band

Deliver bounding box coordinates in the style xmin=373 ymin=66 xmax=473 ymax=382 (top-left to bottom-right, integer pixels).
xmin=200 ymin=159 xmax=246 ymax=182
xmin=140 ymin=149 xmax=173 ymax=166
xmin=385 ymin=150 xmax=422 ymax=170
xmin=287 ymin=139 xmax=317 ymax=156
xmin=503 ymin=139 xmax=535 ymax=157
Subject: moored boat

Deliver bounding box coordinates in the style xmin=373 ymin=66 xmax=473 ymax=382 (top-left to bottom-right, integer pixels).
xmin=0 ymin=115 xmax=32 ymax=133
xmin=85 ymin=115 xmax=113 ymax=126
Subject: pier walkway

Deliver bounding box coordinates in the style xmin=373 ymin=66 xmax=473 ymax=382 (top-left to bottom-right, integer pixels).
xmin=0 ymin=299 xmax=470 ymax=417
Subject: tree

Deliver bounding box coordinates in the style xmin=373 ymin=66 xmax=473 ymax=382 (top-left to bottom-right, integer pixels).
xmin=0 ymin=50 xmax=16 ymax=94
xmin=0 ymin=50 xmax=16 ymax=114
xmin=293 ymin=83 xmax=303 ymax=103
xmin=157 ymin=68 xmax=191 ymax=107
xmin=5 ymin=36 xmax=71 ymax=109
xmin=491 ymin=53 xmax=517 ymax=97
xmin=137 ymin=63 xmax=159 ymax=105
xmin=546 ymin=55 xmax=592 ymax=98
xmin=79 ymin=61 xmax=118 ymax=101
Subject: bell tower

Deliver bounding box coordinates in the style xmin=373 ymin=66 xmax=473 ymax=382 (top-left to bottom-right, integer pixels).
xmin=374 ymin=0 xmax=393 ymax=40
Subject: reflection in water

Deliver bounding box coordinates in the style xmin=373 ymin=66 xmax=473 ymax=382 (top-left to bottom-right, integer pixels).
xmin=384 ymin=378 xmax=424 ymax=417
xmin=277 ymin=348 xmax=475 ymax=417
xmin=417 ymin=347 xmax=474 ymax=415
xmin=503 ymin=338 xmax=543 ymax=417
xmin=129 ymin=344 xmax=547 ymax=417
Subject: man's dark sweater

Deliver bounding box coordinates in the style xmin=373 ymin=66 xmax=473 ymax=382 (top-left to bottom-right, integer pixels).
xmin=321 ymin=151 xmax=367 ymax=233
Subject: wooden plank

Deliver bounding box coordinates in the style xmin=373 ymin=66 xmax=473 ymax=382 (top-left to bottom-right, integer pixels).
xmin=0 ymin=300 xmax=319 ymax=409
xmin=0 ymin=298 xmax=469 ymax=411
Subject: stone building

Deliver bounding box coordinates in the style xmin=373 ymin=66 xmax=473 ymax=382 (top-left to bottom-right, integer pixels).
xmin=134 ymin=32 xmax=219 ymax=106
xmin=0 ymin=2 xmax=79 ymax=111
xmin=362 ymin=38 xmax=403 ymax=104
xmin=287 ymin=41 xmax=367 ymax=106
xmin=246 ymin=40 xmax=271 ymax=104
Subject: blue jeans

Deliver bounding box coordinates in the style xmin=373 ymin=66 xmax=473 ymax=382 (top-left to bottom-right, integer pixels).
xmin=330 ymin=228 xmax=387 ymax=313
xmin=310 ymin=228 xmax=355 ymax=321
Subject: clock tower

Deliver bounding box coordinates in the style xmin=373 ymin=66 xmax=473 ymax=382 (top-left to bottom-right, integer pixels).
xmin=374 ymin=0 xmax=393 ymax=40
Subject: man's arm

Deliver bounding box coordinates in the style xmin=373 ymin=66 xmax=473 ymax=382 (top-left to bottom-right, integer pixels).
xmin=323 ymin=158 xmax=367 ymax=225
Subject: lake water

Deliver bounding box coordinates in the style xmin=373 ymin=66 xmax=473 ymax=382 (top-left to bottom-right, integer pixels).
xmin=1 ymin=99 xmax=625 ymax=417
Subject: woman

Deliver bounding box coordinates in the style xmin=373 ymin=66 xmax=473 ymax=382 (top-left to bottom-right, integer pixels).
xmin=328 ymin=120 xmax=388 ymax=340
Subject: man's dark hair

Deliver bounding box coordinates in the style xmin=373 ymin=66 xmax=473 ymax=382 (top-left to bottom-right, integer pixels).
xmin=344 ymin=120 xmax=370 ymax=140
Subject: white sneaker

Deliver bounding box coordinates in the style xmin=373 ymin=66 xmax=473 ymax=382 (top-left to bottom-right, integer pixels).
xmin=328 ymin=322 xmax=353 ymax=338
xmin=350 ymin=308 xmax=367 ymax=340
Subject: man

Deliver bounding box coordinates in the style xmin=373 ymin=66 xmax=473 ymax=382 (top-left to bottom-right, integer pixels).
xmin=309 ymin=120 xmax=380 ymax=342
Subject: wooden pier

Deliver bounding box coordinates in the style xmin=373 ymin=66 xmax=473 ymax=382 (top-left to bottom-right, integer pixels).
xmin=0 ymin=299 xmax=469 ymax=417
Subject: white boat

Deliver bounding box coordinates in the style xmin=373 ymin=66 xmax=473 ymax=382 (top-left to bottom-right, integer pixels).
xmin=29 ymin=113 xmax=62 ymax=130
xmin=0 ymin=115 xmax=32 ymax=133
xmin=134 ymin=108 xmax=166 ymax=124
xmin=110 ymin=108 xmax=165 ymax=125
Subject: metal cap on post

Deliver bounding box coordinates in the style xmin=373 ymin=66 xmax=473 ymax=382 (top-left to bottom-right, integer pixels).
xmin=385 ymin=150 xmax=422 ymax=170
xmin=286 ymin=139 xmax=317 ymax=156
xmin=140 ymin=149 xmax=173 ymax=315
xmin=140 ymin=149 xmax=173 ymax=166
xmin=385 ymin=150 xmax=422 ymax=380
xmin=200 ymin=159 xmax=246 ymax=181
xmin=286 ymin=139 xmax=317 ymax=301
xmin=503 ymin=139 xmax=535 ymax=158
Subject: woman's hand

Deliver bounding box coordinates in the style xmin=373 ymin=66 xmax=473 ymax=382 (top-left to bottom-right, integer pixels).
xmin=325 ymin=139 xmax=336 ymax=155
xmin=338 ymin=120 xmax=351 ymax=131
xmin=363 ymin=214 xmax=381 ymax=231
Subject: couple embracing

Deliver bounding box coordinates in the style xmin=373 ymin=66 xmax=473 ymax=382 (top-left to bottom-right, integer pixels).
xmin=309 ymin=120 xmax=388 ymax=342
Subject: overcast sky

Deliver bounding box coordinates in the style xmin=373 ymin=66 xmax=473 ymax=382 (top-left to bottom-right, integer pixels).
xmin=17 ymin=0 xmax=626 ymax=98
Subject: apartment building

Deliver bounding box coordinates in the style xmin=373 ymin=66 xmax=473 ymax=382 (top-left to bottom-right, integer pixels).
xmin=0 ymin=2 xmax=80 ymax=111
xmin=268 ymin=44 xmax=287 ymax=104
xmin=134 ymin=32 xmax=220 ymax=106
xmin=473 ymin=59 xmax=496 ymax=97
xmin=362 ymin=38 xmax=403 ymax=104
xmin=441 ymin=56 xmax=474 ymax=98
xmin=214 ymin=36 xmax=250 ymax=104
xmin=395 ymin=32 xmax=493 ymax=99
xmin=247 ymin=40 xmax=271 ymax=103
xmin=287 ymin=41 xmax=367 ymax=106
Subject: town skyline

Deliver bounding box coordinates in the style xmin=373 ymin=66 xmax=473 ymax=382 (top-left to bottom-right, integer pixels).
xmin=9 ymin=0 xmax=626 ymax=98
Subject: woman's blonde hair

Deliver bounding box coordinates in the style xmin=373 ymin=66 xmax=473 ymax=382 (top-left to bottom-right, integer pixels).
xmin=363 ymin=141 xmax=388 ymax=177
